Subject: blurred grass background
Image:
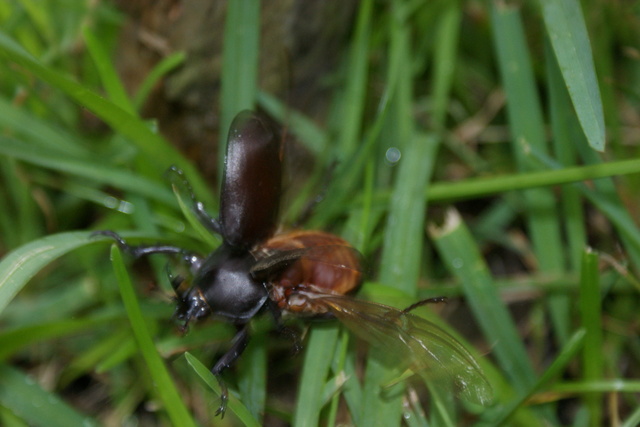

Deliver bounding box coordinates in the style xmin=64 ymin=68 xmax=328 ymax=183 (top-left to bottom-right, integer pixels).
xmin=1 ymin=0 xmax=640 ymax=426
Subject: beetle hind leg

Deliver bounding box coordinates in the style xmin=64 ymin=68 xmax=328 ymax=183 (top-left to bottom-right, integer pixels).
xmin=165 ymin=166 xmax=223 ymax=235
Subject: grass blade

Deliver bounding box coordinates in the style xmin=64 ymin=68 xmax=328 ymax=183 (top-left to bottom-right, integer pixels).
xmin=0 ymin=136 xmax=175 ymax=205
xmin=429 ymin=210 xmax=536 ymax=393
xmin=110 ymin=244 xmax=196 ymax=427
xmin=540 ymin=0 xmax=605 ymax=151
xmin=579 ymin=249 xmax=603 ymax=426
xmin=184 ymin=352 xmax=261 ymax=427
xmin=0 ymin=30 xmax=212 ymax=204
xmin=293 ymin=325 xmax=339 ymax=427
xmin=491 ymin=2 xmax=568 ymax=346
xmin=218 ymin=0 xmax=260 ymax=175
xmin=0 ymin=231 xmax=94 ymax=314
xmin=0 ymin=364 xmax=99 ymax=427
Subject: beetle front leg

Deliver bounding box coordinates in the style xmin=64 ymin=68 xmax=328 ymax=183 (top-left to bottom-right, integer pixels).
xmin=92 ymin=230 xmax=202 ymax=270
xmin=211 ymin=324 xmax=250 ymax=417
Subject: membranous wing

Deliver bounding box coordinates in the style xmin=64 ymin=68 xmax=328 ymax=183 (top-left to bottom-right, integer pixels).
xmin=313 ymin=294 xmax=492 ymax=405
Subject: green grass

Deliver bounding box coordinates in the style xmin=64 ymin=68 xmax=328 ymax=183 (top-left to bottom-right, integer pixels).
xmin=1 ymin=0 xmax=640 ymax=425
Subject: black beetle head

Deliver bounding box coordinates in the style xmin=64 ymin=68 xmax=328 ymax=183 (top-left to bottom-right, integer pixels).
xmin=173 ymin=286 xmax=211 ymax=331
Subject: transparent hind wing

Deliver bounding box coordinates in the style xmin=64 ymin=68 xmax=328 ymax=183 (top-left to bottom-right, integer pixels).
xmin=316 ymin=294 xmax=492 ymax=405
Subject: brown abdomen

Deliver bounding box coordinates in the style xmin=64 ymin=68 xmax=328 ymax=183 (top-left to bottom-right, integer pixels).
xmin=258 ymin=230 xmax=361 ymax=296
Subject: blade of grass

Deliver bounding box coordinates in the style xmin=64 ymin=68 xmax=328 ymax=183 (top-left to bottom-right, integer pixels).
xmin=257 ymin=91 xmax=327 ymax=155
xmin=361 ymin=2 xmax=419 ymax=424
xmin=0 ymin=231 xmax=96 ymax=314
xmin=0 ymin=158 xmax=42 ymax=246
xmin=494 ymin=329 xmax=586 ymax=425
xmin=330 ymin=0 xmax=372 ymax=159
xmin=0 ymin=317 xmax=117 ymax=360
xmin=621 ymin=406 xmax=640 ymax=427
xmin=423 ymin=157 xmax=640 ymax=202
xmin=579 ymin=248 xmax=603 ymax=426
xmin=0 ymin=364 xmax=99 ymax=427
xmin=218 ymin=0 xmax=260 ymax=176
xmin=521 ymin=147 xmax=640 ymax=269
xmin=326 ymin=329 xmax=353 ymax=427
xmin=293 ymin=325 xmax=340 ymax=427
xmin=83 ymin=26 xmax=135 ymax=115
xmin=0 ymin=136 xmax=175 ymax=205
xmin=0 ymin=96 xmax=90 ymax=157
xmin=546 ymin=41 xmax=587 ymax=271
xmin=133 ymin=51 xmax=186 ymax=110
xmin=550 ymin=380 xmax=640 ymax=394
xmin=428 ymin=210 xmax=541 ymax=417
xmin=0 ymin=30 xmax=212 ymax=205
xmin=237 ymin=333 xmax=267 ymax=422
xmin=110 ymin=244 xmax=196 ymax=427
xmin=184 ymin=352 xmax=261 ymax=426
xmin=539 ymin=0 xmax=605 ymax=151
xmin=491 ymin=2 xmax=568 ymax=346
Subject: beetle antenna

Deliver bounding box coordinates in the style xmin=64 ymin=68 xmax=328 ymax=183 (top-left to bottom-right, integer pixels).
xmin=401 ymin=297 xmax=448 ymax=314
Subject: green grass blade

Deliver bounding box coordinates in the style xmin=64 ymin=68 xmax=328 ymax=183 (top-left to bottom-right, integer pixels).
xmin=237 ymin=334 xmax=267 ymax=421
xmin=0 ymin=317 xmax=114 ymax=360
xmin=426 ymin=157 xmax=640 ymax=202
xmin=491 ymin=2 xmax=568 ymax=345
xmin=0 ymin=364 xmax=99 ymax=427
xmin=550 ymin=381 xmax=640 ymax=394
xmin=579 ymin=249 xmax=603 ymax=426
xmin=0 ymin=136 xmax=175 ymax=205
xmin=83 ymin=26 xmax=135 ymax=115
xmin=430 ymin=2 xmax=460 ymax=130
xmin=361 ymin=4 xmax=421 ymax=425
xmin=540 ymin=0 xmax=605 ymax=151
xmin=0 ymin=231 xmax=94 ymax=314
xmin=494 ymin=329 xmax=586 ymax=425
xmin=184 ymin=352 xmax=261 ymax=427
xmin=0 ymin=96 xmax=89 ymax=157
xmin=332 ymin=0 xmax=372 ymax=159
xmin=622 ymin=406 xmax=640 ymax=427
xmin=546 ymin=42 xmax=587 ymax=271
xmin=133 ymin=51 xmax=186 ymax=109
xmin=429 ymin=210 xmax=536 ymax=393
xmin=257 ymin=91 xmax=327 ymax=154
xmin=0 ymin=30 xmax=212 ymax=204
xmin=110 ymin=245 xmax=196 ymax=427
xmin=293 ymin=325 xmax=339 ymax=427
xmin=218 ymin=0 xmax=260 ymax=175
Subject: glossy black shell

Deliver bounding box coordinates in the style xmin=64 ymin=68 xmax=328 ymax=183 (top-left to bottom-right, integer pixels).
xmin=190 ymin=245 xmax=268 ymax=322
xmin=219 ymin=111 xmax=282 ymax=250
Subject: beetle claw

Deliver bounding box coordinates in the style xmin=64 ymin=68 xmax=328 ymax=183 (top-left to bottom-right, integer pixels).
xmin=214 ymin=375 xmax=228 ymax=418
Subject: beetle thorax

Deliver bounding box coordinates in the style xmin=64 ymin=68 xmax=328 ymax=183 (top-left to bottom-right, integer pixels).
xmin=190 ymin=245 xmax=268 ymax=323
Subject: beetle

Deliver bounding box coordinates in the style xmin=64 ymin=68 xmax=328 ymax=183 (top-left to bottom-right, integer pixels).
xmin=95 ymin=110 xmax=491 ymax=416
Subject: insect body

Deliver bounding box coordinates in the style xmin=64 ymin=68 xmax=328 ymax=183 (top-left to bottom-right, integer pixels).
xmin=95 ymin=110 xmax=491 ymax=416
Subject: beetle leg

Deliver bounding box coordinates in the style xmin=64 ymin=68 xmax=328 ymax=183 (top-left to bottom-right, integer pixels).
xmin=165 ymin=166 xmax=223 ymax=235
xmin=211 ymin=324 xmax=250 ymax=417
xmin=193 ymin=200 xmax=223 ymax=235
xmin=264 ymin=300 xmax=302 ymax=355
xmin=92 ymin=230 xmax=202 ymax=269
